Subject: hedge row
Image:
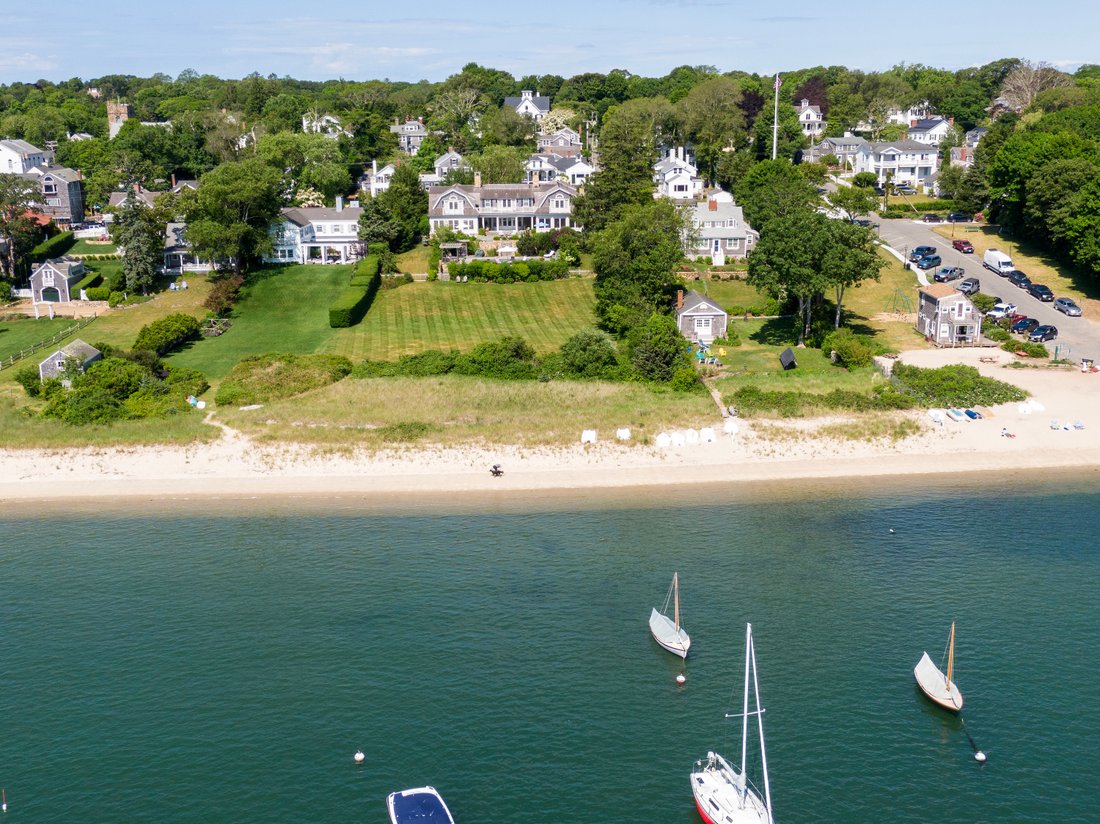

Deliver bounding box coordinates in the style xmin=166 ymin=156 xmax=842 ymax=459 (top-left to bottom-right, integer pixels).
xmin=448 ymin=258 xmax=569 ymax=283
xmin=73 ymin=270 xmax=103 ymax=294
xmin=133 ymin=313 xmax=202 ymax=355
xmin=328 ymin=255 xmax=381 ymax=328
xmin=30 ymin=231 xmax=75 ymax=263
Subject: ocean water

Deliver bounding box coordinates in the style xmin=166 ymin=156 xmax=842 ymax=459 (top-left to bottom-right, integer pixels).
xmin=0 ymin=476 xmax=1098 ymax=823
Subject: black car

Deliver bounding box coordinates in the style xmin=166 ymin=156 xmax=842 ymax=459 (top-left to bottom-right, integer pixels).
xmin=1029 ymin=325 xmax=1058 ymax=343
xmin=1012 ymin=317 xmax=1040 ymax=334
xmin=956 ymin=278 xmax=980 ymax=296
xmin=933 ymin=266 xmax=965 ymax=282
xmin=1027 ymin=283 xmax=1054 ymax=301
xmin=947 ymin=212 xmax=973 ymax=222
xmin=1007 ymin=270 xmax=1032 ymax=289
xmin=909 ymin=245 xmax=937 ymax=261
xmin=922 ymin=213 xmax=944 ymax=223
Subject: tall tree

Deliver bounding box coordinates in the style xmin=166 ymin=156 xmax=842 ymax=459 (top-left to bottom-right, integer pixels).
xmin=380 ymin=163 xmax=428 ymax=252
xmin=112 ymin=197 xmax=165 ymax=294
xmin=181 ymin=158 xmax=284 ymax=273
xmin=678 ymin=76 xmax=745 ymax=183
xmin=592 ymin=199 xmax=687 ymax=334
xmin=735 ymin=159 xmax=819 ymax=230
xmin=829 ymin=184 xmax=879 ymax=222
xmin=467 ymin=145 xmax=527 ymax=183
xmin=0 ymin=174 xmax=43 ymax=281
xmin=823 ymin=221 xmax=885 ymax=328
xmin=999 ymin=61 xmax=1073 ymax=111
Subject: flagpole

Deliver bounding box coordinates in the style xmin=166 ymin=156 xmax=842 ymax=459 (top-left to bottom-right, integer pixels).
xmin=772 ymin=73 xmax=780 ymax=160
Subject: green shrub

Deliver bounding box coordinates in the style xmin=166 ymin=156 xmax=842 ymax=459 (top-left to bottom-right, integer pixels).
xmin=13 ymin=364 xmax=41 ymax=397
xmin=72 ymin=270 xmax=102 ymax=295
xmin=204 ymin=274 xmax=245 ymax=316
xmin=29 ymin=231 xmax=75 ymax=264
xmin=970 ymin=294 xmax=996 ymax=313
xmin=0 ymin=281 xmax=12 ymax=302
xmin=560 ymin=329 xmax=620 ymax=377
xmin=449 ymin=258 xmax=569 ymax=283
xmin=712 ymin=329 xmax=741 ymax=347
xmin=42 ymin=386 xmax=128 ymax=425
xmin=381 ymin=273 xmax=414 ymax=290
xmin=453 ymin=336 xmax=540 ymax=380
xmin=822 ymin=328 xmax=878 ymax=368
xmin=74 ymin=357 xmax=149 ymax=400
xmin=133 ymin=313 xmax=201 ymax=355
xmin=215 ymin=353 xmax=353 ymax=405
xmin=629 ymin=314 xmax=693 ymax=383
xmin=329 ymin=255 xmax=381 ymax=327
xmin=728 ymin=384 xmax=915 ymax=417
xmin=85 ymin=286 xmax=110 ymax=301
xmin=670 ymin=367 xmax=702 ymax=392
xmin=892 ymin=363 xmax=1029 ymax=405
xmin=985 ymin=326 xmax=1011 ymax=342
xmin=1001 ymin=339 xmax=1049 ymax=358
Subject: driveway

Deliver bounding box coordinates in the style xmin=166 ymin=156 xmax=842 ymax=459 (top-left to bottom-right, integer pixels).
xmin=875 ymin=218 xmax=1100 ymax=362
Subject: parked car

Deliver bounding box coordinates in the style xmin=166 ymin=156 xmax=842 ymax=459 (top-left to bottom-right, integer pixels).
xmin=952 ymin=239 xmax=974 ymax=253
xmin=1012 ymin=317 xmax=1040 ymax=334
xmin=956 ymin=278 xmax=980 ymax=296
xmin=1054 ymin=297 xmax=1083 ymax=316
xmin=984 ymin=249 xmax=1015 ymax=275
xmin=933 ymin=266 xmax=965 ymax=282
xmin=850 ymin=218 xmax=874 ymax=227
xmin=894 ymin=184 xmax=917 ymax=195
xmin=1029 ymin=325 xmax=1058 ymax=342
xmin=1027 ymin=283 xmax=1054 ymax=301
xmin=947 ymin=212 xmax=973 ymax=222
xmin=922 ymin=213 xmax=944 ymax=223
xmin=916 ymin=254 xmax=942 ymax=270
xmin=1007 ymin=270 xmax=1032 ymax=289
xmin=909 ymin=245 xmax=937 ymax=261
xmin=986 ymin=302 xmax=1018 ymax=319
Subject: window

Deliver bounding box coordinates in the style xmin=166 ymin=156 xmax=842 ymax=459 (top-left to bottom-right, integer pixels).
xmin=502 ymin=199 xmax=512 ymax=208
xmin=726 ymin=238 xmax=740 ymax=250
xmin=43 ymin=270 xmax=54 ymax=285
xmin=695 ymin=317 xmax=712 ymax=331
xmin=553 ymin=199 xmax=565 ymax=210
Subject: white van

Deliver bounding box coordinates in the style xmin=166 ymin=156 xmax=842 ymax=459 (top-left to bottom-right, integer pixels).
xmin=983 ymin=249 xmax=1014 ymax=274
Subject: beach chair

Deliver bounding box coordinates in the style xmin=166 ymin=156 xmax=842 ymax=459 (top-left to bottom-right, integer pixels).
xmin=1074 ymin=421 xmax=1086 ymax=430
xmin=1050 ymin=420 xmax=1060 ymax=430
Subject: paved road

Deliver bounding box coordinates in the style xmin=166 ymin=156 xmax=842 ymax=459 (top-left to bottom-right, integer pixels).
xmin=875 ymin=218 xmax=1100 ymax=362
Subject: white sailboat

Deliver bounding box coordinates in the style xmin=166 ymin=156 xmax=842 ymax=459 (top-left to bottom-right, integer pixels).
xmin=690 ymin=624 xmax=775 ymax=824
xmin=914 ymin=622 xmax=964 ymax=712
xmin=649 ymin=572 xmax=691 ymax=658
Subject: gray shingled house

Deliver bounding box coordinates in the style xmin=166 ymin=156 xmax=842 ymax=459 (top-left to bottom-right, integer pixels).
xmin=38 ymin=339 xmax=102 ymax=381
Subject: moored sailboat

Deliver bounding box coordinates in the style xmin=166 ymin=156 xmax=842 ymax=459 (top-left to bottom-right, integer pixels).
xmin=649 ymin=572 xmax=691 ymax=658
xmin=386 ymin=786 xmax=455 ymax=824
xmin=690 ymin=624 xmax=775 ymax=824
xmin=914 ymin=622 xmax=964 ymax=712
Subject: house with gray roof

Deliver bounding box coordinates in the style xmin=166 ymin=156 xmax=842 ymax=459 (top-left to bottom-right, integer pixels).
xmin=163 ymin=223 xmax=216 ymax=273
xmin=684 ymin=191 xmax=759 ymax=265
xmin=916 ymin=283 xmax=982 ymax=346
xmin=418 ymin=149 xmax=469 ymax=189
xmin=38 ymin=339 xmax=102 ymax=382
xmin=852 ymin=139 xmax=941 ymax=188
xmin=265 ymin=197 xmax=363 ymax=265
xmin=537 ymin=127 xmax=582 ymax=157
xmin=805 ymin=134 xmax=869 ymax=167
xmin=525 ymin=153 xmax=594 ymax=186
xmin=428 ymin=179 xmax=576 ymax=235
xmin=30 ymin=257 xmax=87 ymax=303
xmin=390 ymin=118 xmax=429 ymax=155
xmin=504 ymin=90 xmax=551 ymax=122
xmin=795 ymin=99 xmax=826 ymax=137
xmin=676 ymin=290 xmax=727 ymax=345
xmin=964 ymin=127 xmax=987 ymax=147
xmin=22 ymin=165 xmax=85 ymax=225
xmin=0 ymin=139 xmax=48 ymax=174
xmin=107 ymin=184 xmax=163 ymax=211
xmin=654 ymin=148 xmax=703 ymax=200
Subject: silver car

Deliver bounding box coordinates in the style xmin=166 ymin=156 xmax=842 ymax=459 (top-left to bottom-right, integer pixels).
xmin=1054 ymin=297 xmax=1083 ymax=316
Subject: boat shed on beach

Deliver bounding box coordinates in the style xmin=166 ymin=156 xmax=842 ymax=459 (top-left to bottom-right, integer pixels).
xmin=676 ymin=290 xmax=728 ymax=345
xmin=38 ymin=338 xmax=102 ymax=381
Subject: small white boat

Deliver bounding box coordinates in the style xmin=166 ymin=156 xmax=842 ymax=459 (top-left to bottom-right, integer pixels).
xmin=691 ymin=624 xmax=774 ymax=824
xmin=387 ymin=786 xmax=456 ymax=824
xmin=946 ymin=409 xmax=967 ymax=422
xmin=650 ymin=572 xmax=691 ymax=658
xmin=928 ymin=409 xmax=946 ymax=424
xmin=914 ymin=622 xmax=964 ymax=712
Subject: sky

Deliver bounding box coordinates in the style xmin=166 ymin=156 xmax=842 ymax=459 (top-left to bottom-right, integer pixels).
xmin=0 ymin=0 xmax=1091 ymax=84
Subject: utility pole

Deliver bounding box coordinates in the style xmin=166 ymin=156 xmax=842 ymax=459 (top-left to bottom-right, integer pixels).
xmin=772 ymin=73 xmax=781 ymax=161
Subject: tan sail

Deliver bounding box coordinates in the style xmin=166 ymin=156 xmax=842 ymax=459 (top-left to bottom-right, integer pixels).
xmin=673 ymin=572 xmax=681 ymax=634
xmin=946 ymin=622 xmax=955 ymax=686
xmin=914 ymin=624 xmax=964 ymax=712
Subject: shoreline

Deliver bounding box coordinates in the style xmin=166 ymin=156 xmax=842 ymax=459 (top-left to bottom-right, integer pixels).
xmin=3 ymin=349 xmax=1100 ymax=505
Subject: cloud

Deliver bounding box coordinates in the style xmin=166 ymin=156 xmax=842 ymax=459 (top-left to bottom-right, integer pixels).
xmin=0 ymin=50 xmax=57 ymax=75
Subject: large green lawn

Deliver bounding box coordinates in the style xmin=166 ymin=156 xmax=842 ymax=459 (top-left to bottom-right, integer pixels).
xmin=166 ymin=265 xmax=598 ymax=379
xmin=332 ymin=278 xmax=596 ymax=362
xmin=0 ymin=316 xmax=93 ymax=362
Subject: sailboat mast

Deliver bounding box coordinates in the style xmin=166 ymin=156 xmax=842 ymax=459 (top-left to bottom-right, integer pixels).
xmin=741 ymin=623 xmax=751 ymax=779
xmin=946 ymin=622 xmax=956 ymax=685
xmin=673 ymin=573 xmax=680 ymax=634
xmin=750 ymin=628 xmax=774 ymax=824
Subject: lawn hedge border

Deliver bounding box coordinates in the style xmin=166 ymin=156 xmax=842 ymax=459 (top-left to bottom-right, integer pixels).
xmin=328 ymin=255 xmax=381 ymax=328
xmin=29 ymin=231 xmax=76 ymax=264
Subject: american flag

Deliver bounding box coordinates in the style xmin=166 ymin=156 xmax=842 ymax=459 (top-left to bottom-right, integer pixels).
xmin=774 ymin=74 xmax=782 ymax=91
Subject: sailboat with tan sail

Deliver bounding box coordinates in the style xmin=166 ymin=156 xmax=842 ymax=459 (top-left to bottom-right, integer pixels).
xmin=914 ymin=622 xmax=964 ymax=712
xmin=650 ymin=573 xmax=691 ymax=658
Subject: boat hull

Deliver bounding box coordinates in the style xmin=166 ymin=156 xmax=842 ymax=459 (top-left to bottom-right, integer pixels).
xmin=649 ymin=607 xmax=690 ymax=658
xmin=386 ymin=786 xmax=455 ymax=824
xmin=690 ymin=752 xmax=771 ymax=824
xmin=913 ymin=651 xmax=964 ymax=712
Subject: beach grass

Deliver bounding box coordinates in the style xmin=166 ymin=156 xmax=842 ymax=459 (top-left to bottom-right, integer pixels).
xmin=0 ymin=389 xmax=218 ymax=448
xmin=215 ymin=374 xmax=716 ymax=447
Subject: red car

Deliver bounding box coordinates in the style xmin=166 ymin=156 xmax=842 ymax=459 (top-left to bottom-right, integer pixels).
xmin=952 ymin=239 xmax=974 ymax=253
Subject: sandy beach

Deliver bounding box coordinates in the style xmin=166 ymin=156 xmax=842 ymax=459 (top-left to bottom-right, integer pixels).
xmin=3 ymin=349 xmax=1100 ymax=503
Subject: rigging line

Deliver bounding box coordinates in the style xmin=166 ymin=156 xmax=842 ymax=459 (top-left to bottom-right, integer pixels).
xmin=959 ymin=716 xmax=981 ymax=754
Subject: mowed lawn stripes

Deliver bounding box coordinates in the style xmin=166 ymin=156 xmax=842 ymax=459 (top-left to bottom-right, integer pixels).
xmin=330 ymin=279 xmax=597 ymax=360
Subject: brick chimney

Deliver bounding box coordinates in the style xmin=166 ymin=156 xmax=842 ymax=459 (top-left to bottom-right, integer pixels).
xmin=708 ymin=198 xmax=717 ymax=211
xmin=474 ymin=171 xmax=482 ymax=188
xmin=677 ymin=289 xmax=684 ymax=310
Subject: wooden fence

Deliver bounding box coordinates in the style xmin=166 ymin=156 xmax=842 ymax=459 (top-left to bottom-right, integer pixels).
xmin=0 ymin=315 xmax=98 ymax=371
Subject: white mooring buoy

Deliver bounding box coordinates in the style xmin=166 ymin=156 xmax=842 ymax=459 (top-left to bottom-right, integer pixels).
xmin=975 ymin=751 xmax=987 ymax=763
xmin=889 ymin=528 xmax=895 ymax=534
xmin=676 ymin=672 xmax=687 ymax=685
xmin=354 ymin=750 xmax=365 ymax=764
